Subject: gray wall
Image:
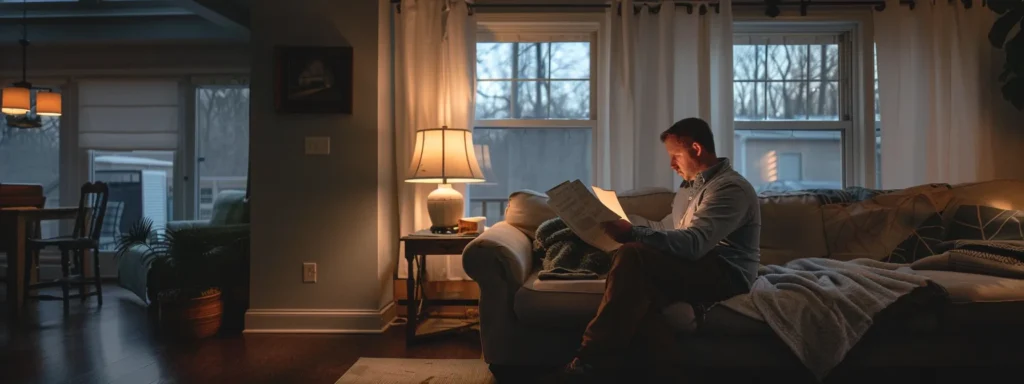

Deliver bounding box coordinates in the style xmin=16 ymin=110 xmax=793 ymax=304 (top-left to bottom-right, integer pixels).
xmin=247 ymin=0 xmax=395 ymax=331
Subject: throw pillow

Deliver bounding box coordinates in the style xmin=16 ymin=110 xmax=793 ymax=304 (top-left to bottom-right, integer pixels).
xmin=757 ymin=193 xmax=830 ymax=265
xmin=945 ymin=204 xmax=1024 ymax=241
xmin=504 ymin=189 xmax=557 ymax=239
xmin=822 ymin=194 xmax=937 ymax=261
xmin=885 ymin=209 xmax=945 ymax=263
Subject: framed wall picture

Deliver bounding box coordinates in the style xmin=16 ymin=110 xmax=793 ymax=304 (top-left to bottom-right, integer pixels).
xmin=273 ymin=45 xmax=353 ymax=114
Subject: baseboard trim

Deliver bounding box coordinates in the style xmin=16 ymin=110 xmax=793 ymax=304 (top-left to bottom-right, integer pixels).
xmin=244 ymin=302 xmax=396 ymax=334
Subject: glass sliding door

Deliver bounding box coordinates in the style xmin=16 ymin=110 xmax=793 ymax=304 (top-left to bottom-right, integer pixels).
xmin=78 ymin=79 xmax=181 ymax=250
xmin=89 ymin=150 xmax=175 ymax=250
xmin=195 ymin=86 xmax=249 ymax=220
xmin=0 ymin=88 xmax=61 ymax=238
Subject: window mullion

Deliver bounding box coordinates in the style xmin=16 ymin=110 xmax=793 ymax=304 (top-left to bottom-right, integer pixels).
xmin=511 ymin=43 xmax=519 ymax=119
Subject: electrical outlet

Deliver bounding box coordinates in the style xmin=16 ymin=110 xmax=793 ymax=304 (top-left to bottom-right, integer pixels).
xmin=302 ymin=262 xmax=317 ymax=283
xmin=304 ymin=136 xmax=330 ymax=155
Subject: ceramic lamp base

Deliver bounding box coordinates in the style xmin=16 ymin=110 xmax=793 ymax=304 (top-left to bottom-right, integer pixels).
xmin=427 ymin=184 xmax=464 ymax=233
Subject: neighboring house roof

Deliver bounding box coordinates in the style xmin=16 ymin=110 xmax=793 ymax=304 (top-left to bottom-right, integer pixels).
xmin=93 ymin=155 xmax=173 ymax=167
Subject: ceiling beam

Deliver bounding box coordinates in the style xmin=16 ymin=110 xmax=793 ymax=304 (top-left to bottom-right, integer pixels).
xmin=0 ymin=1 xmax=192 ymax=19
xmin=169 ymin=0 xmax=249 ymax=37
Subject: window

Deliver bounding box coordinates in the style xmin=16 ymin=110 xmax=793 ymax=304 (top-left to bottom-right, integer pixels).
xmin=196 ymin=86 xmax=249 ymax=220
xmin=79 ymin=79 xmax=180 ymax=249
xmin=0 ymin=88 xmax=60 ymax=238
xmin=874 ymin=45 xmax=881 ymax=188
xmin=199 ymin=187 xmax=214 ymax=204
xmin=733 ymin=31 xmax=853 ymax=193
xmin=469 ymin=21 xmax=598 ymax=225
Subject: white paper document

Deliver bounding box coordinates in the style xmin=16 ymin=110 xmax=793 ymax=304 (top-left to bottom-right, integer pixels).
xmin=546 ymin=180 xmax=630 ymax=253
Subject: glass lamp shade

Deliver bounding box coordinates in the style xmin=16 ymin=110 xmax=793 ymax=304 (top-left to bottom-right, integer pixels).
xmin=1 ymin=86 xmax=30 ymax=115
xmin=405 ymin=126 xmax=486 ymax=184
xmin=35 ymin=92 xmax=62 ymax=116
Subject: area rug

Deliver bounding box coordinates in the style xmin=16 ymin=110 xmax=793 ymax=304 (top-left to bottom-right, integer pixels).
xmin=335 ymin=358 xmax=496 ymax=384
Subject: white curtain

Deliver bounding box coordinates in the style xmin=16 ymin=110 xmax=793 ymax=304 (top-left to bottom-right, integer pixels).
xmin=607 ymin=0 xmax=734 ymax=191
xmin=874 ymin=0 xmax=1014 ymax=188
xmin=394 ymin=0 xmax=476 ymax=280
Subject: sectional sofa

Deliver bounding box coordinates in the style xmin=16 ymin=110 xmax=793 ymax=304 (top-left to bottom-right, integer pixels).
xmin=462 ymin=179 xmax=1024 ymax=382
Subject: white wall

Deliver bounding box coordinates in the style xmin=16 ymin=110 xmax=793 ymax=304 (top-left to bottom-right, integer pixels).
xmin=245 ymin=0 xmax=396 ymax=332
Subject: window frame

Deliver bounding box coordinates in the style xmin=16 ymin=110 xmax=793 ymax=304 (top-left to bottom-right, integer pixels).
xmin=469 ymin=12 xmax=605 ymax=218
xmin=733 ymin=11 xmax=876 ymax=189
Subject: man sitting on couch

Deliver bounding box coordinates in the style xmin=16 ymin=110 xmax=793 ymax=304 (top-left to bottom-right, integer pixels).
xmin=561 ymin=118 xmax=762 ymax=383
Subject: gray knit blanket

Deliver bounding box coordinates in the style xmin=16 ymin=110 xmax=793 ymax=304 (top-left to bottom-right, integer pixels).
xmin=533 ymin=217 xmax=613 ymax=280
xmin=720 ymin=258 xmax=943 ymax=381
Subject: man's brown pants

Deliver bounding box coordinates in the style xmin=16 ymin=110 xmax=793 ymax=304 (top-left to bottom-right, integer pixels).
xmin=578 ymin=242 xmax=745 ymax=377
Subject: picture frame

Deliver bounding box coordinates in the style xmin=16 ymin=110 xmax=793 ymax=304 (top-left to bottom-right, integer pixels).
xmin=273 ymin=45 xmax=353 ymax=114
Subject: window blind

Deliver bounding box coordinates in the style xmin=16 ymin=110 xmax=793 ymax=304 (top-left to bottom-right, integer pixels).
xmin=78 ymin=80 xmax=180 ymax=150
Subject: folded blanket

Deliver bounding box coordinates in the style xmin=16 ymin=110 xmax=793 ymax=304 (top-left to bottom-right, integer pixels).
xmin=720 ymin=258 xmax=944 ymax=381
xmin=912 ymin=240 xmax=1024 ymax=278
xmin=533 ymin=217 xmax=612 ymax=280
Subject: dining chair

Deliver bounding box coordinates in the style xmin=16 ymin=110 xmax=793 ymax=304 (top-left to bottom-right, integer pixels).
xmin=24 ymin=182 xmax=109 ymax=311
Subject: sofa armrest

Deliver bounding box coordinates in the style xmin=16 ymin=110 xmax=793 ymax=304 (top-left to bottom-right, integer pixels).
xmin=462 ymin=221 xmax=534 ymax=288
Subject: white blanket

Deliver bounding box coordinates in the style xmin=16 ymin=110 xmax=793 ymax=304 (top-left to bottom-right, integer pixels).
xmin=720 ymin=258 xmax=932 ymax=381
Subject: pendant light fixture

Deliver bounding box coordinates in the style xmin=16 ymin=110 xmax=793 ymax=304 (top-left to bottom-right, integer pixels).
xmin=1 ymin=0 xmax=61 ymax=118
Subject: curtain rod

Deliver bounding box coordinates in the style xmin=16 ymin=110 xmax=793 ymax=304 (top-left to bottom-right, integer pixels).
xmin=391 ymin=0 xmax=991 ymax=14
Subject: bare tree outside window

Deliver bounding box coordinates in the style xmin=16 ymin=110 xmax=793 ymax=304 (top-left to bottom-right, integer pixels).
xmin=196 ymin=86 xmax=249 ymax=220
xmin=733 ymin=38 xmax=847 ymax=193
xmin=734 ymin=43 xmax=841 ymax=120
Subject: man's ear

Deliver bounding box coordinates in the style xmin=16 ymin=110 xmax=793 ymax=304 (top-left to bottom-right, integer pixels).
xmin=691 ymin=141 xmax=703 ymax=156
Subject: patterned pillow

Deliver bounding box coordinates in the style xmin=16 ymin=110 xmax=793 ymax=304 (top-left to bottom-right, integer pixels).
xmin=885 ymin=209 xmax=945 ymax=263
xmin=822 ymin=194 xmax=938 ymax=261
xmin=946 ymin=205 xmax=1024 ymax=241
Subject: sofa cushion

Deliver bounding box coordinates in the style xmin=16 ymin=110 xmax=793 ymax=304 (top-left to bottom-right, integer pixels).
xmin=945 ymin=204 xmax=1024 ymax=241
xmin=822 ymin=194 xmax=937 ymax=261
xmin=942 ymin=179 xmax=1024 ymax=229
xmin=912 ymin=269 xmax=1024 ymax=303
xmin=617 ymin=187 xmax=675 ymax=222
xmin=757 ymin=193 xmax=829 ymax=265
xmin=515 ymin=271 xmax=603 ymax=328
xmin=504 ymin=190 xmax=557 ymax=239
xmin=948 ymin=179 xmax=1024 ymax=211
xmin=886 ymin=208 xmax=946 ymax=263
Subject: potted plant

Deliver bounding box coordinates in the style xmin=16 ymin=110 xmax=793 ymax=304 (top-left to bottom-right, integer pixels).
xmin=115 ymin=218 xmax=247 ymax=339
xmin=988 ymin=1 xmax=1024 ymax=109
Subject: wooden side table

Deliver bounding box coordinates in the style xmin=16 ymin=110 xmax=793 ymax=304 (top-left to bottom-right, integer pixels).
xmin=399 ymin=234 xmax=478 ymax=345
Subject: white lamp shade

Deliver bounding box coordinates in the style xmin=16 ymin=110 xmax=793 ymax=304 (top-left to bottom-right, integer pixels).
xmin=406 ymin=126 xmax=486 ymax=184
xmin=35 ymin=92 xmax=62 ymax=116
xmin=1 ymin=86 xmax=30 ymax=115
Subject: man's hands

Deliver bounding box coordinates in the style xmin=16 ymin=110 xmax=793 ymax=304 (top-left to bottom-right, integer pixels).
xmin=600 ymin=219 xmax=634 ymax=244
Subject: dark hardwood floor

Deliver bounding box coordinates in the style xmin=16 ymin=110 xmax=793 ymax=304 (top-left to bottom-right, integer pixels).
xmin=1 ymin=284 xmax=482 ymax=384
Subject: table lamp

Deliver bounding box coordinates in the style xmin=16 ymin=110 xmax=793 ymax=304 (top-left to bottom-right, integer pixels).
xmin=405 ymin=126 xmax=486 ymax=234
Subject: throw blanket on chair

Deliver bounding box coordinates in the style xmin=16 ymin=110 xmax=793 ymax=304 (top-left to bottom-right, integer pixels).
xmin=533 ymin=217 xmax=613 ymax=280
xmin=720 ymin=258 xmax=946 ymax=381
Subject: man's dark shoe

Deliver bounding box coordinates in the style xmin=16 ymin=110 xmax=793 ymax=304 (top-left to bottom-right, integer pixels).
xmin=557 ymin=357 xmax=608 ymax=384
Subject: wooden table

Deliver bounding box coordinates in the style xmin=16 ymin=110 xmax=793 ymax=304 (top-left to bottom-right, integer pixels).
xmin=2 ymin=206 xmax=82 ymax=317
xmin=400 ymin=234 xmax=479 ymax=345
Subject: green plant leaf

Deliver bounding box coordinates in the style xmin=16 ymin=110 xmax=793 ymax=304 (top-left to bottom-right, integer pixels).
xmin=989 ymin=0 xmax=1019 ymax=14
xmin=989 ymin=8 xmax=1024 ymax=48
xmin=1008 ymin=23 xmax=1024 ymax=74
xmin=1002 ymin=76 xmax=1024 ymax=110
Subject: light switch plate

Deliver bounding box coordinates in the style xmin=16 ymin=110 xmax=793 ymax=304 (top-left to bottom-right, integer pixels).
xmin=302 ymin=262 xmax=317 ymax=283
xmin=304 ymin=136 xmax=330 ymax=155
